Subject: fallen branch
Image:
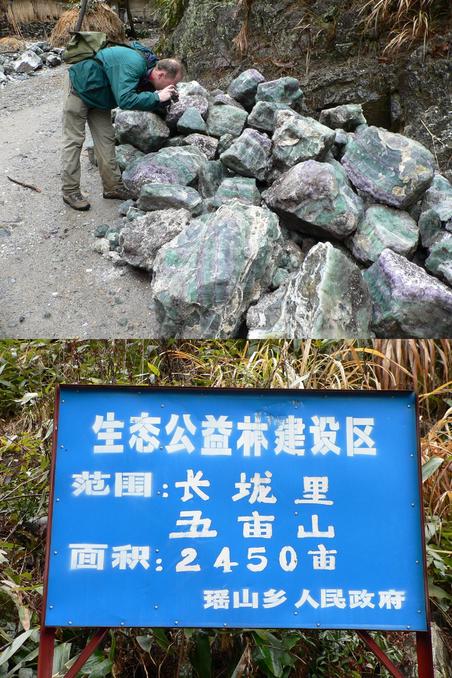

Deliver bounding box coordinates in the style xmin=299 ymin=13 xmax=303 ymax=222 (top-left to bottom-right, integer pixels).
xmin=6 ymin=176 xmax=42 ymax=193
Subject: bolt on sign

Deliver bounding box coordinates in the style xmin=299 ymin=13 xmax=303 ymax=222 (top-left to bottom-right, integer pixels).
xmin=42 ymin=385 xmax=429 ymax=633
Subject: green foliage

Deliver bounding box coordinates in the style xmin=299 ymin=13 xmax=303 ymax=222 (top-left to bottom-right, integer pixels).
xmin=154 ymin=0 xmax=189 ymax=31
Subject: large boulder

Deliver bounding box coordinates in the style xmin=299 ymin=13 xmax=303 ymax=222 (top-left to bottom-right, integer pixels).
xmin=227 ymin=68 xmax=266 ymax=110
xmin=363 ymin=249 xmax=452 ymax=337
xmin=263 ymin=159 xmax=364 ymax=239
xmin=206 ymin=177 xmax=261 ymax=210
xmin=348 ymin=205 xmax=419 ymax=264
xmin=418 ymin=174 xmax=452 ymax=248
xmin=341 ymin=126 xmax=435 ymax=208
xmin=115 ymin=144 xmax=144 ymax=172
xmin=319 ymin=104 xmax=366 ymax=131
xmin=272 ymin=110 xmax=336 ymax=170
xmin=425 ymin=239 xmax=452 ymax=286
xmin=122 ymin=146 xmax=206 ymax=197
xmin=256 ymin=77 xmax=303 ymax=107
xmin=119 ymin=209 xmax=191 ymax=271
xmin=137 ymin=184 xmax=203 ymax=214
xmin=151 ymin=201 xmax=283 ymax=337
xmin=115 ymin=110 xmax=170 ymax=153
xmin=220 ymin=128 xmax=272 ymax=181
xmin=176 ymin=107 xmax=207 ymax=135
xmin=184 ymin=133 xmax=218 ymax=160
xmin=248 ymin=101 xmax=292 ymax=133
xmin=247 ymin=242 xmax=372 ymax=338
xmin=206 ymin=104 xmax=248 ymax=138
xmin=165 ymin=94 xmax=209 ymax=128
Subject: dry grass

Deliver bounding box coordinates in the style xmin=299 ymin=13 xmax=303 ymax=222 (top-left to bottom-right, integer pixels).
xmin=359 ymin=0 xmax=451 ymax=53
xmin=6 ymin=0 xmax=64 ymax=25
xmin=50 ymin=3 xmax=126 ymax=48
xmin=0 ymin=36 xmax=25 ymax=52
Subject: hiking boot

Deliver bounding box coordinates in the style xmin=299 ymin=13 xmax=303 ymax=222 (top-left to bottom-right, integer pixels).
xmin=63 ymin=191 xmax=90 ymax=211
xmin=103 ymin=185 xmax=132 ymax=200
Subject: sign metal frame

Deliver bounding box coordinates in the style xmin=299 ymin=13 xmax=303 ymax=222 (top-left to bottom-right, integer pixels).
xmin=37 ymin=384 xmax=435 ymax=678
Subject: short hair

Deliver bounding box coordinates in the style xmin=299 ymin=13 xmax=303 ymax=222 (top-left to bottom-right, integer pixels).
xmin=156 ymin=58 xmax=183 ymax=79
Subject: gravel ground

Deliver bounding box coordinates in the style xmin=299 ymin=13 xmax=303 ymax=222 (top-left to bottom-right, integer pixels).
xmin=0 ymin=66 xmax=159 ymax=338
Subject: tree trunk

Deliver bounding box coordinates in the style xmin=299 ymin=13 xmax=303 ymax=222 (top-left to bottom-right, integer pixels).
xmin=125 ymin=0 xmax=137 ymax=38
xmin=75 ymin=0 xmax=89 ymax=32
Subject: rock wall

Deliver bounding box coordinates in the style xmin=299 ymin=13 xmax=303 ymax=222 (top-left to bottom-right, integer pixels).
xmin=168 ymin=0 xmax=451 ymax=177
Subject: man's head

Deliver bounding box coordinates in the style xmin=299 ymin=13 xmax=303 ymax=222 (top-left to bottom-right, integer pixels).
xmin=149 ymin=59 xmax=183 ymax=90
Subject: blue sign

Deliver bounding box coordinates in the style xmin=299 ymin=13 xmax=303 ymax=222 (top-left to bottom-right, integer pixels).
xmin=45 ymin=386 xmax=428 ymax=630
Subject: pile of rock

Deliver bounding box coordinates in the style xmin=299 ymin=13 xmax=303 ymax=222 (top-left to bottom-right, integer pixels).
xmin=0 ymin=41 xmax=63 ymax=86
xmin=94 ymin=69 xmax=452 ymax=338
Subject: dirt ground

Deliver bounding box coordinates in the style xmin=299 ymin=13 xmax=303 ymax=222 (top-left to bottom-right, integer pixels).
xmin=0 ymin=66 xmax=159 ymax=338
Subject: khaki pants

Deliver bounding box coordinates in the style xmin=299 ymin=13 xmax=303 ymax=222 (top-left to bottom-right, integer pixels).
xmin=62 ymin=74 xmax=122 ymax=194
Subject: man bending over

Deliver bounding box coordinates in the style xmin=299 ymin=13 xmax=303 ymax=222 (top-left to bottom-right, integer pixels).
xmin=62 ymin=45 xmax=183 ymax=211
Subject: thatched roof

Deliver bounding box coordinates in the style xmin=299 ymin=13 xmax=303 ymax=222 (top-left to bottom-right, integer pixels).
xmin=50 ymin=3 xmax=126 ymax=47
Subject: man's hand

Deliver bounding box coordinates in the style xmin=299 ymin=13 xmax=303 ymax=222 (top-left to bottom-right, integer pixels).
xmin=157 ymin=85 xmax=178 ymax=103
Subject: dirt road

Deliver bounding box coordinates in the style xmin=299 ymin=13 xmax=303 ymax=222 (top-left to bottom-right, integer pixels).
xmin=0 ymin=66 xmax=158 ymax=338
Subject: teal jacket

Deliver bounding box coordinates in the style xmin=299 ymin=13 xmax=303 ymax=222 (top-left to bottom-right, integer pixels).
xmin=69 ymin=45 xmax=161 ymax=111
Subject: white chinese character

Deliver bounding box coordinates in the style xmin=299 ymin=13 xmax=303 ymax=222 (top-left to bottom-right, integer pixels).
xmin=238 ymin=511 xmax=274 ymax=538
xmin=114 ymin=472 xmax=152 ymax=497
xmin=275 ymin=416 xmax=305 ymax=455
xmin=92 ymin=412 xmax=124 ymax=453
xmin=201 ymin=415 xmax=232 ymax=456
xmin=175 ymin=469 xmax=210 ymax=502
xmin=294 ymin=589 xmax=319 ymax=609
xmin=320 ymin=589 xmax=346 ymax=608
xmin=346 ymin=417 xmax=376 ymax=456
xmin=233 ymin=589 xmax=259 ymax=609
xmin=237 ymin=416 xmax=268 ymax=457
xmin=310 ymin=416 xmax=340 ymax=455
xmin=112 ymin=545 xmax=150 ymax=570
xmin=232 ymin=471 xmax=276 ymax=504
xmin=378 ymin=590 xmax=406 ymax=610
xmin=69 ymin=544 xmax=107 ymax=570
xmin=129 ymin=412 xmax=161 ymax=453
xmin=166 ymin=414 xmax=196 ymax=453
xmin=203 ymin=590 xmax=230 ymax=609
xmin=294 ymin=477 xmax=333 ymax=505
xmin=349 ymin=590 xmax=375 ymax=609
xmin=308 ymin=544 xmax=337 ymax=570
xmin=72 ymin=471 xmax=110 ymax=496
xmin=297 ymin=514 xmax=335 ymax=539
xmin=169 ymin=510 xmax=217 ymax=538
xmin=263 ymin=589 xmax=287 ymax=608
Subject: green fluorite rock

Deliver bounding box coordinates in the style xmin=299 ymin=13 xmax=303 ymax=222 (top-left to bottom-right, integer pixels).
xmin=227 ymin=68 xmax=266 ymax=110
xmin=348 ymin=205 xmax=419 ymax=264
xmin=247 ymin=241 xmax=372 ymax=338
xmin=248 ymin=101 xmax=292 ymax=133
xmin=177 ymin=106 xmax=207 ymax=134
xmin=212 ymin=177 xmax=261 ymax=207
xmin=263 ymin=159 xmax=364 ymax=239
xmin=137 ymin=183 xmax=202 ymax=214
xmin=319 ymin=104 xmax=366 ymax=131
xmin=220 ymin=128 xmax=271 ymax=181
xmin=425 ymin=238 xmax=452 ymax=286
xmin=364 ymin=248 xmax=452 ymax=337
xmin=114 ymin=110 xmax=170 ymax=153
xmin=206 ymin=104 xmax=248 ymax=138
xmin=341 ymin=126 xmax=435 ymax=208
xmin=256 ymin=77 xmax=303 ymax=106
xmin=272 ymin=110 xmax=336 ymax=169
xmin=419 ymin=174 xmax=452 ymax=248
xmin=119 ymin=209 xmax=191 ymax=271
xmin=198 ymin=160 xmax=227 ymax=198
xmin=151 ymin=201 xmax=283 ymax=337
xmin=115 ymin=144 xmax=144 ymax=171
